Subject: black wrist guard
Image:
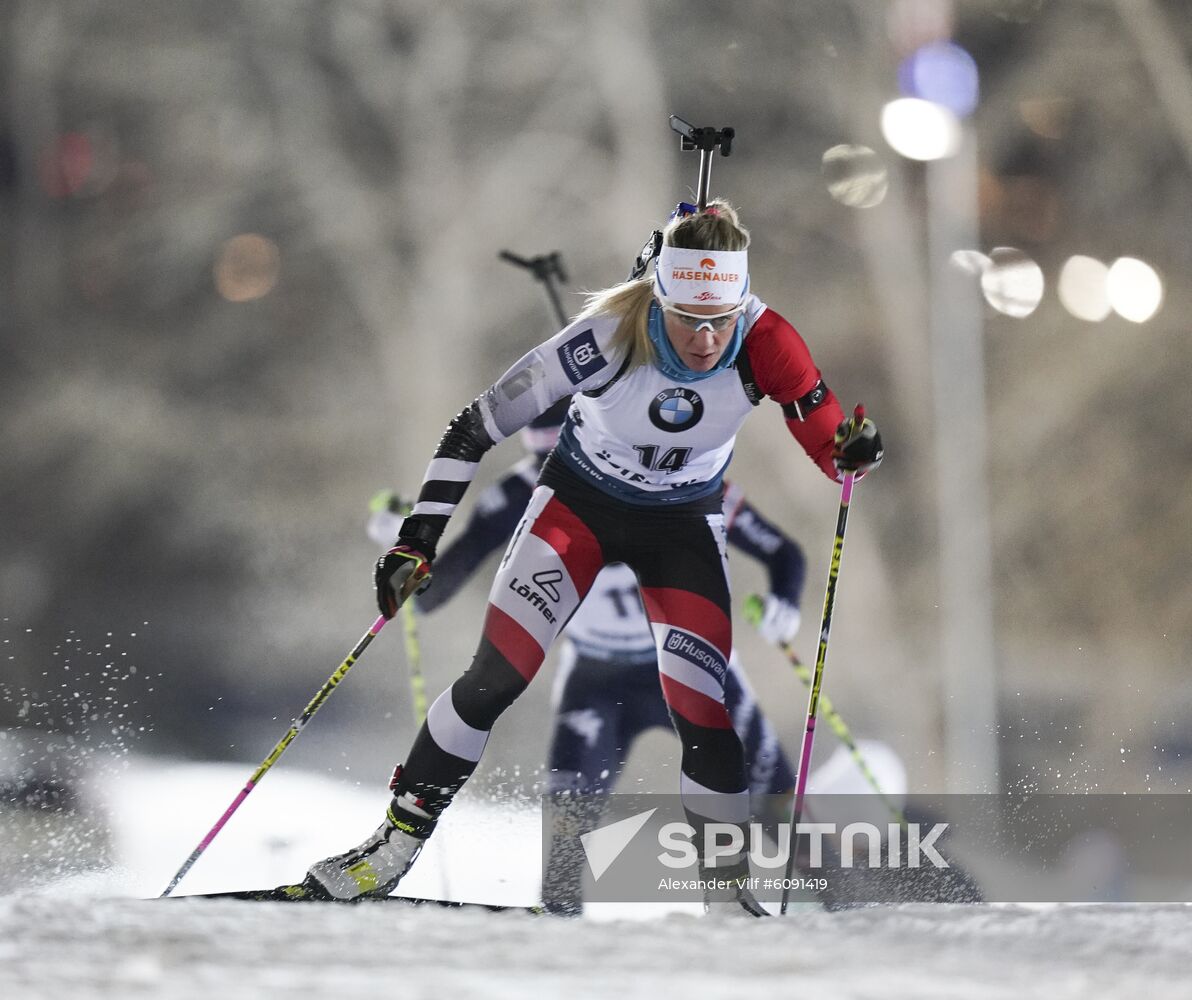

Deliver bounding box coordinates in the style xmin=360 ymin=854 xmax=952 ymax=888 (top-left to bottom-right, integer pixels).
xmin=397 ymin=515 xmax=441 ymax=562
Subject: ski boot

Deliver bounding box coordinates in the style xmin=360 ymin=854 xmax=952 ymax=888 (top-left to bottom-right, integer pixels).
xmin=305 ymin=791 xmax=435 ymax=901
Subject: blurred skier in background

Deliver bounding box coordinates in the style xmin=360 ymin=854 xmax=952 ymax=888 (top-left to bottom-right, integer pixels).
xmin=305 ymin=200 xmax=883 ymax=915
xmin=366 ymin=395 xmax=808 ymax=914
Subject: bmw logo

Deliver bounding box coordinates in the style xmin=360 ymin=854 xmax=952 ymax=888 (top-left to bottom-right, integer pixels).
xmin=649 ymin=387 xmax=704 ymax=432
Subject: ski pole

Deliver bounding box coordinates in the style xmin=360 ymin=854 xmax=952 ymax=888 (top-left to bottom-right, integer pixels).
xmin=743 ymin=594 xmax=906 ymax=827
xmin=781 ymin=407 xmax=864 ymax=915
xmin=396 ymin=501 xmax=428 ymax=726
xmin=159 ymin=614 xmax=389 ymax=897
xmin=498 ymin=250 xmax=569 ymax=327
xmin=401 ymin=604 xmax=426 ymax=724
xmin=368 ymin=491 xmax=429 ymax=725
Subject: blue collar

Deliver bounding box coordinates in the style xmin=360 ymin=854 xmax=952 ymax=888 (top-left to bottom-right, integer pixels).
xmin=647 ymin=302 xmax=744 ymax=383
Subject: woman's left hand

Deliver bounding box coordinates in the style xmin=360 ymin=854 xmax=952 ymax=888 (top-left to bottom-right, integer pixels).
xmin=832 ymin=415 xmax=884 ymax=476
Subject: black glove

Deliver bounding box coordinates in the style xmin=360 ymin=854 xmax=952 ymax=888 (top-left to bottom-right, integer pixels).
xmin=374 ymin=513 xmax=441 ymax=618
xmin=833 ymin=413 xmax=884 ymax=475
xmin=375 ymin=545 xmax=432 ymax=619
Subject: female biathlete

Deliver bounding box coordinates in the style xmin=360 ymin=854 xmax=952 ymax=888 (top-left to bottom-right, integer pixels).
xmin=307 ymin=201 xmax=883 ymax=915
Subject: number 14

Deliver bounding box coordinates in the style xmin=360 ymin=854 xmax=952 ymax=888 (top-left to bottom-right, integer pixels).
xmin=632 ymin=445 xmax=692 ymax=473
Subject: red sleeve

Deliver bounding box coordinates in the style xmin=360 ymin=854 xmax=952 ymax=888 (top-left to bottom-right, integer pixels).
xmin=744 ymin=308 xmax=845 ymax=482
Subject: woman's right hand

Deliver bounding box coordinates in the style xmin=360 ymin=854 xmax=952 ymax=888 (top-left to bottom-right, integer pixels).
xmin=375 ymin=545 xmax=433 ymax=618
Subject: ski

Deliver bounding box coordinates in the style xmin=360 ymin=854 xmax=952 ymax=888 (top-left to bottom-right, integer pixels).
xmin=168 ymin=880 xmax=544 ymax=913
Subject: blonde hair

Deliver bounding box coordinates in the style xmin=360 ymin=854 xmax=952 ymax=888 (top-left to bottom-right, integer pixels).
xmin=577 ymin=199 xmax=751 ymax=371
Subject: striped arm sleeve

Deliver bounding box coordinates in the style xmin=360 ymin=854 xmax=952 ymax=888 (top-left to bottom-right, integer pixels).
xmin=400 ymin=401 xmax=495 ymax=556
xmin=412 ymin=456 xmax=480 ymax=520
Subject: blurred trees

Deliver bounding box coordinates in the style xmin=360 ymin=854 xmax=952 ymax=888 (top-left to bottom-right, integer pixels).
xmin=1 ymin=0 xmax=1189 ymax=790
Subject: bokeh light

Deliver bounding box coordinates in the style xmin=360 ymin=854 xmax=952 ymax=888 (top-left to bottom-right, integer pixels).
xmin=950 ymin=249 xmax=991 ymax=276
xmin=898 ymin=42 xmax=980 ymax=118
xmin=880 ymin=98 xmax=961 ymax=161
xmin=980 ymin=246 xmax=1044 ymax=317
xmin=214 ymin=234 xmax=281 ymax=303
xmin=38 ymin=133 xmax=94 ymax=199
xmin=821 ymin=144 xmax=889 ymax=208
xmin=1106 ymin=257 xmax=1163 ymax=323
xmin=1057 ymin=256 xmax=1111 ymax=322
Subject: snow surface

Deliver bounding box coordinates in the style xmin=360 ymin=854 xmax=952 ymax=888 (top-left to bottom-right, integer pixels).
xmin=1 ymin=756 xmax=1190 ymax=1000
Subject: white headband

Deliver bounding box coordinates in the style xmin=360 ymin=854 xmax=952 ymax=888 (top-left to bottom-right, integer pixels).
xmin=653 ymin=246 xmax=749 ymax=308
